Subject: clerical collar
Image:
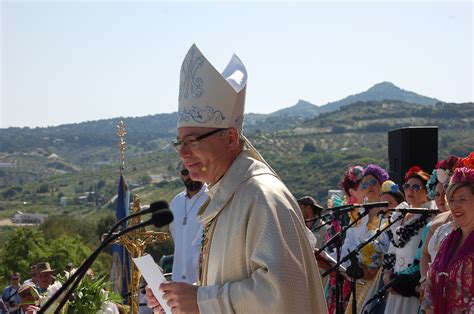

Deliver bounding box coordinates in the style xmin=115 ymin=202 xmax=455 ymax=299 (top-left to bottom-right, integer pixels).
xmin=206 ymin=180 xmax=221 ymax=199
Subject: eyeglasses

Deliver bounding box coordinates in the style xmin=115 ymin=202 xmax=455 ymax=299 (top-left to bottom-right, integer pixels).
xmin=403 ymin=183 xmax=424 ymax=192
xmin=180 ymin=169 xmax=189 ymax=176
xmin=172 ymin=128 xmax=228 ymax=152
xmin=11 ymin=278 xmax=19 ymax=281
xmin=361 ymin=178 xmax=378 ymax=190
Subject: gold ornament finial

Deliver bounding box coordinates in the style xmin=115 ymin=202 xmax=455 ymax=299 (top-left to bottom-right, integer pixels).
xmin=116 ymin=120 xmax=126 ymax=173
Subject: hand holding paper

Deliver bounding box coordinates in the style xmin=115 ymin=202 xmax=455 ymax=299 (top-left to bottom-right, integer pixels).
xmin=133 ymin=254 xmax=200 ymax=314
xmin=132 ymin=255 xmax=172 ymax=314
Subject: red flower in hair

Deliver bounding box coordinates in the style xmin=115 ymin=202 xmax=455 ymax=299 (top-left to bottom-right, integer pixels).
xmin=450 ymin=167 xmax=474 ymax=185
xmin=462 ymin=152 xmax=474 ymax=169
xmin=436 ymin=155 xmax=463 ymax=171
xmin=404 ymin=165 xmax=423 ymax=181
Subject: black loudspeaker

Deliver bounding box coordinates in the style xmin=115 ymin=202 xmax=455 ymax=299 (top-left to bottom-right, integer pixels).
xmin=388 ymin=126 xmax=438 ymax=187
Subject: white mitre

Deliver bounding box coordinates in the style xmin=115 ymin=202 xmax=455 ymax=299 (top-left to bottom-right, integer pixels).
xmin=177 ymin=44 xmax=276 ymax=174
xmin=178 ymin=44 xmax=247 ymax=131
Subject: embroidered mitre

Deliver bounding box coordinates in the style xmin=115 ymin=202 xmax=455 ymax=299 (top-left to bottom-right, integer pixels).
xmin=177 ymin=44 xmax=247 ymax=131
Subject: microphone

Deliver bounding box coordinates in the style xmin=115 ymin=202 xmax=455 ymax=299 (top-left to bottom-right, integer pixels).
xmin=351 ymin=202 xmax=389 ymax=209
xmin=381 ymin=208 xmax=439 ymax=215
xmin=40 ymin=208 xmax=173 ymax=313
xmin=305 ymin=212 xmax=333 ymax=223
xmin=105 ymin=200 xmax=169 ymax=240
xmin=324 ymin=202 xmax=389 ymax=213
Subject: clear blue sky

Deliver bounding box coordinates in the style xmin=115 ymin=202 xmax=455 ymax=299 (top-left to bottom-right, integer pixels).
xmin=1 ymin=1 xmax=472 ymax=128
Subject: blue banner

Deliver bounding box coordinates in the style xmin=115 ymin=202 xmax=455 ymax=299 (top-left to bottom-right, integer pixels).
xmin=110 ymin=174 xmax=131 ymax=302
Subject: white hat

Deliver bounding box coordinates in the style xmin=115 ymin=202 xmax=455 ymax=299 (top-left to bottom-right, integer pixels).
xmin=177 ymin=44 xmax=277 ymax=175
xmin=177 ymin=44 xmax=247 ymax=131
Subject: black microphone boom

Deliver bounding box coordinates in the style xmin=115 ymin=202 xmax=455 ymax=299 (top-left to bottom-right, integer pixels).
xmin=351 ymin=202 xmax=389 ymax=209
xmin=105 ymin=200 xmax=170 ymax=240
xmin=39 ymin=207 xmax=173 ymax=313
xmin=382 ymin=208 xmax=439 ymax=215
xmin=324 ymin=202 xmax=389 ymax=213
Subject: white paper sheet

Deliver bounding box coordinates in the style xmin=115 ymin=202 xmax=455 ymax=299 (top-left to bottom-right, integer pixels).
xmin=132 ymin=254 xmax=172 ymax=314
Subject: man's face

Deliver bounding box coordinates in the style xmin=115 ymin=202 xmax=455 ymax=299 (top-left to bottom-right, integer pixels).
xmin=31 ymin=270 xmax=39 ymax=284
xmin=38 ymin=272 xmax=52 ymax=290
xmin=176 ymin=127 xmax=227 ymax=184
xmin=298 ymin=203 xmax=316 ymax=228
xmin=10 ymin=275 xmax=20 ymax=287
xmin=180 ymin=168 xmax=203 ymax=192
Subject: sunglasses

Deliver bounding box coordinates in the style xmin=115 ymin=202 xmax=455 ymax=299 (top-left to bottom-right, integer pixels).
xmin=180 ymin=169 xmax=189 ymax=176
xmin=403 ymin=183 xmax=424 ymax=192
xmin=361 ymin=178 xmax=378 ymax=190
xmin=11 ymin=278 xmax=19 ymax=281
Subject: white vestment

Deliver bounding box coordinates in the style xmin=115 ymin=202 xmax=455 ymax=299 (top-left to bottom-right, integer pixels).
xmin=197 ymin=150 xmax=327 ymax=313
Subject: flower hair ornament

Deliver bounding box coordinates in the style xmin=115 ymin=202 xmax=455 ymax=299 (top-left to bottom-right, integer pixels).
xmin=404 ymin=165 xmax=423 ymax=181
xmin=435 ymin=155 xmax=463 ymax=185
xmin=347 ymin=165 xmax=364 ymax=183
xmin=426 ymin=170 xmax=438 ymax=199
xmin=363 ymin=164 xmax=389 ymax=183
xmin=381 ymin=180 xmax=400 ymax=194
xmin=436 ymin=155 xmax=463 ymax=172
xmin=449 ymin=167 xmax=474 ymax=185
xmin=461 ymin=151 xmax=474 ymax=169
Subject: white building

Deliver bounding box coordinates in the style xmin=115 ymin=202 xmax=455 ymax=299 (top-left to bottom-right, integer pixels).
xmin=11 ymin=211 xmax=47 ymax=224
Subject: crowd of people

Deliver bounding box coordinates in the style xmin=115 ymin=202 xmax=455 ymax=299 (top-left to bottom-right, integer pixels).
xmin=1 ymin=262 xmax=60 ymax=313
xmin=299 ymin=153 xmax=474 ymax=313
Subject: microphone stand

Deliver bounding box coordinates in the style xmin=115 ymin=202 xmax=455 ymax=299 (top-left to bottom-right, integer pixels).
xmin=361 ymin=279 xmax=393 ymax=314
xmin=321 ymin=212 xmax=405 ymax=314
xmin=312 ymin=218 xmax=332 ymax=233
xmin=39 ymin=218 xmax=159 ymax=313
xmin=315 ymin=205 xmax=369 ymax=314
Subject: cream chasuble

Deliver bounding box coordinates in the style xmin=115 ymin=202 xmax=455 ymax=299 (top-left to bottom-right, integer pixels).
xmin=196 ymin=150 xmax=327 ymax=313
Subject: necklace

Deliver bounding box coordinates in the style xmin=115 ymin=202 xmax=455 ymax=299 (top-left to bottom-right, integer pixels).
xmin=183 ymin=191 xmax=205 ymax=225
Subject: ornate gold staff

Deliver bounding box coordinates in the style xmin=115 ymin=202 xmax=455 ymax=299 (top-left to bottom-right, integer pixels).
xmin=117 ymin=120 xmax=126 ymax=174
xmin=105 ymin=196 xmax=169 ymax=313
xmin=110 ymin=120 xmax=170 ymax=313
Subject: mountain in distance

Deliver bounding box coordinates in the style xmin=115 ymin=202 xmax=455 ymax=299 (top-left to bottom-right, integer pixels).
xmin=268 ymin=99 xmax=320 ymax=117
xmin=0 ymin=81 xmax=447 ymax=153
xmin=243 ymin=81 xmax=443 ymax=132
xmin=318 ymin=81 xmax=442 ymax=113
xmin=251 ymin=81 xmax=442 ymax=121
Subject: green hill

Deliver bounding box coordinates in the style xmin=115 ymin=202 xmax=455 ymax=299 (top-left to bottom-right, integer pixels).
xmin=1 ymin=100 xmax=472 ymax=216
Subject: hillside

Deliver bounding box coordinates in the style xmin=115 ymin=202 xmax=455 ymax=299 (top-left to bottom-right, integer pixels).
xmin=1 ymin=100 xmax=472 ymax=220
xmin=243 ymin=81 xmax=444 ymax=132
xmin=0 ymin=82 xmax=444 ymax=150
xmin=318 ymin=81 xmax=441 ymax=113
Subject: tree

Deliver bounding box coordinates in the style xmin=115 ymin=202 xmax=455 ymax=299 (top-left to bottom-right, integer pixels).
xmin=140 ymin=175 xmax=152 ymax=185
xmin=0 ymin=227 xmax=50 ymax=283
xmin=302 ymin=143 xmax=317 ymax=153
xmin=48 ymin=235 xmax=91 ymax=272
xmin=40 ymin=216 xmax=98 ymax=246
xmin=36 ymin=183 xmax=49 ymax=194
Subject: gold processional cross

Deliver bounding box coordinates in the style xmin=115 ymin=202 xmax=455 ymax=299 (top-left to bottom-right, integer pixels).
xmin=109 ymin=121 xmax=170 ymax=313
xmin=105 ymin=195 xmax=169 ymax=314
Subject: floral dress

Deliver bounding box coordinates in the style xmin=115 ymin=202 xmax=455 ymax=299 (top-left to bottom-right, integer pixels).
xmin=342 ymin=213 xmax=389 ymax=314
xmin=423 ymin=228 xmax=474 ymax=313
xmin=324 ymin=218 xmax=352 ymax=314
xmin=383 ymin=209 xmax=433 ymax=314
